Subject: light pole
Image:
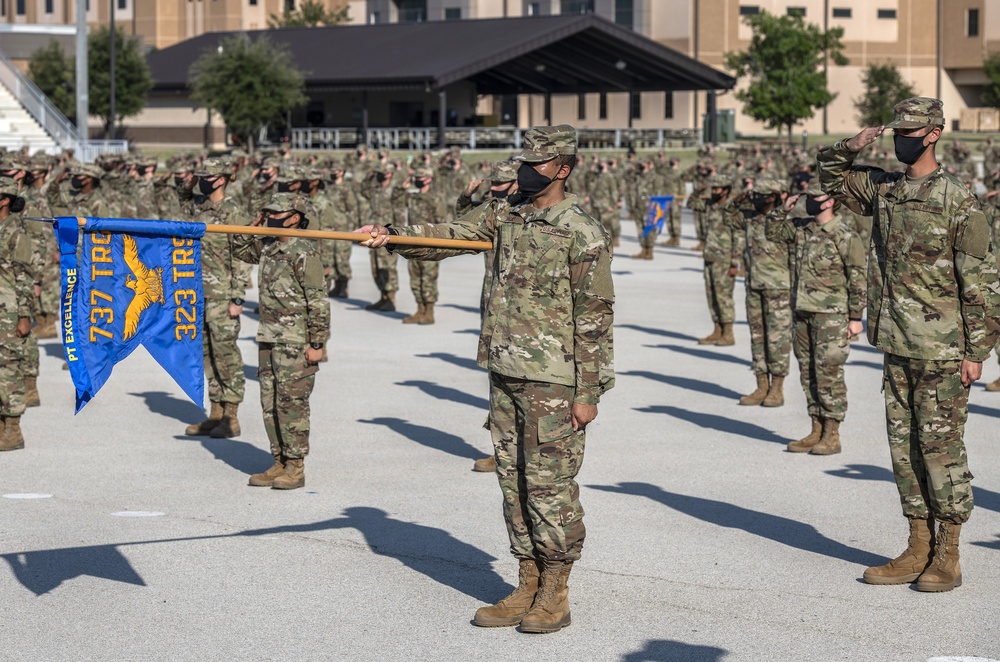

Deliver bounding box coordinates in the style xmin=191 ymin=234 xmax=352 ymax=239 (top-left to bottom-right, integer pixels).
xmin=109 ymin=0 xmax=116 ymax=139
xmin=75 ymin=0 xmax=88 ymax=140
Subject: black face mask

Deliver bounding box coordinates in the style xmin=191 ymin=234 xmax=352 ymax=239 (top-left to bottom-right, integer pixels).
xmin=266 ymin=214 xmax=290 ymax=229
xmin=752 ymin=195 xmax=773 ymax=213
xmin=277 ymin=182 xmax=295 ymax=193
xmin=710 ymin=193 xmax=724 ymax=204
xmin=71 ymin=176 xmax=86 ymax=190
xmin=489 ymin=185 xmax=512 ymax=199
xmin=805 ymin=197 xmax=828 ymax=216
xmin=6 ymin=196 xmax=25 ymax=213
xmin=173 ymin=175 xmax=186 ymax=187
xmin=198 ymin=178 xmax=218 ymax=196
xmin=516 ymin=164 xmax=554 ymax=198
xmin=894 ymin=133 xmax=930 ymax=165
xmin=506 ymin=192 xmax=528 ymax=207
xmin=413 ymin=178 xmax=428 ymax=188
xmin=375 ymin=172 xmax=388 ymax=183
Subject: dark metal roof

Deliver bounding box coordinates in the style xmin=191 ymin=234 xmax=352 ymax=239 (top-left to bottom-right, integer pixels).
xmin=147 ymin=14 xmax=735 ymax=95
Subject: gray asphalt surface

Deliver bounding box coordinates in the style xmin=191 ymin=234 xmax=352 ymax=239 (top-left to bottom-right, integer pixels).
xmin=2 ymin=211 xmax=1000 ymax=662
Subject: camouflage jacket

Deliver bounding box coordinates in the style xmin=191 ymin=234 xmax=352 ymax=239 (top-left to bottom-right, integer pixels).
xmin=322 ymin=182 xmax=360 ymax=231
xmin=21 ymin=188 xmax=55 ymax=283
xmin=0 ymin=214 xmax=33 ymax=339
xmin=232 ymin=235 xmax=330 ymax=345
xmin=688 ymin=195 xmax=743 ymax=267
xmin=391 ymin=194 xmax=615 ymax=403
xmin=766 ymin=212 xmax=866 ymax=317
xmin=189 ymin=195 xmax=251 ymax=301
xmin=590 ymin=173 xmax=620 ymax=213
xmin=132 ymin=180 xmax=159 ymax=220
xmin=393 ymin=188 xmax=450 ymax=227
xmin=729 ymin=206 xmax=791 ymax=291
xmin=818 ymin=141 xmax=1000 ymax=361
xmin=47 ymin=184 xmax=109 ymax=219
xmin=154 ymin=180 xmax=185 ymax=222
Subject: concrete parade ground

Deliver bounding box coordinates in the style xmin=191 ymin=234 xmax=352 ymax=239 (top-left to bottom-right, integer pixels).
xmin=3 ymin=209 xmax=1000 ymax=662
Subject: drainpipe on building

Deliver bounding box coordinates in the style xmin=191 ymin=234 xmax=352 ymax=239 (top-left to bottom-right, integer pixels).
xmin=76 ymin=0 xmax=88 ymax=141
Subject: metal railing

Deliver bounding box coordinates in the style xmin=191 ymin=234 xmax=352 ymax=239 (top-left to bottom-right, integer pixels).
xmin=0 ymin=47 xmax=128 ymax=160
xmin=291 ymin=126 xmax=699 ymax=151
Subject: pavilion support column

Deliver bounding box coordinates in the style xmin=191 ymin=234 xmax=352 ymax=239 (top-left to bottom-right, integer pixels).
xmin=362 ymin=91 xmax=369 ymax=149
xmin=706 ymin=90 xmax=717 ymax=145
xmin=438 ymin=89 xmax=447 ymax=149
xmin=545 ymin=92 xmax=552 ymax=124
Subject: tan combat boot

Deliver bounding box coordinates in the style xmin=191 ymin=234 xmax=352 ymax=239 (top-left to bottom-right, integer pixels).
xmin=631 ymin=247 xmax=646 ymax=259
xmin=519 ymin=561 xmax=573 ymax=634
xmin=272 ymin=458 xmax=305 ymax=490
xmin=761 ymin=375 xmax=785 ymax=407
xmin=716 ymin=323 xmax=735 ymax=346
xmin=185 ymin=402 xmax=223 ymax=436
xmin=698 ymin=323 xmax=722 ymax=345
xmin=402 ymin=303 xmax=426 ymax=324
xmin=986 ymin=377 xmax=1000 ymax=392
xmin=419 ymin=303 xmax=435 ymax=325
xmin=787 ymin=417 xmax=822 ymax=453
xmin=916 ymin=522 xmax=962 ymax=592
xmin=863 ymin=517 xmax=934 ymax=585
xmin=210 ymin=402 xmax=241 ymax=438
xmin=248 ymin=455 xmax=285 ymax=487
xmin=810 ymin=419 xmax=841 ymax=455
xmin=24 ymin=377 xmax=40 ymax=408
xmin=0 ymin=416 xmax=24 ymax=451
xmin=691 ymin=241 xmax=704 ymax=251
xmin=473 ymin=558 xmax=541 ymax=627
xmin=739 ymin=373 xmax=769 ymax=406
xmin=612 ymin=237 xmax=620 ymax=247
xmin=472 ymin=456 xmax=497 ymax=472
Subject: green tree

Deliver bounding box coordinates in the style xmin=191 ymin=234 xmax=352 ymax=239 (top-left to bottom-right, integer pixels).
xmin=88 ymin=26 xmax=154 ymax=138
xmin=188 ymin=34 xmax=308 ymax=153
xmin=724 ymin=10 xmax=848 ymax=139
xmin=854 ymin=63 xmax=917 ymax=128
xmin=268 ymin=0 xmax=349 ymax=28
xmin=982 ymin=52 xmax=1000 ymax=108
xmin=27 ymin=40 xmax=76 ymax=123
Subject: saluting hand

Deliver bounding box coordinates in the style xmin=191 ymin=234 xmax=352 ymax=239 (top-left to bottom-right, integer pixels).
xmin=845 ymin=126 xmax=885 ymax=153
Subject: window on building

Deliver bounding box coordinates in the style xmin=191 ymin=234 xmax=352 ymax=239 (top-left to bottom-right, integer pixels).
xmin=45 ymin=0 xmax=53 ymax=12
xmin=16 ymin=0 xmax=24 ymax=15
xmin=563 ymin=0 xmax=593 ymax=13
xmin=1 ymin=0 xmax=5 ymax=15
xmin=877 ymin=9 xmax=896 ymax=19
xmin=525 ymin=2 xmax=542 ymax=16
xmin=398 ymin=0 xmax=426 ymax=22
xmin=370 ymin=11 xmax=380 ymax=23
xmin=664 ymin=92 xmax=673 ymax=119
xmin=615 ymin=0 xmax=633 ymax=28
xmin=599 ymin=93 xmax=607 ymax=120
xmin=250 ymin=0 xmax=258 ymax=5
xmin=630 ymin=92 xmax=641 ymax=120
xmin=787 ymin=7 xmax=805 ymax=17
xmin=739 ymin=5 xmax=759 ymax=16
xmin=578 ymin=94 xmax=586 ymax=121
xmin=118 ymin=0 xmax=127 ymax=9
xmin=444 ymin=7 xmax=461 ymax=20
xmin=285 ymin=0 xmax=295 ymax=11
xmin=968 ymin=8 xmax=980 ymax=37
xmin=831 ymin=7 xmax=850 ymax=18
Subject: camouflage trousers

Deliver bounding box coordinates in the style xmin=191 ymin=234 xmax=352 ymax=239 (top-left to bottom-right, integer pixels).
xmin=792 ymin=311 xmax=850 ymax=422
xmin=0 ymin=336 xmax=27 ymax=416
xmin=370 ymin=247 xmax=398 ymax=294
xmin=480 ymin=250 xmax=494 ymax=319
xmin=203 ymin=299 xmax=245 ymax=404
xmin=18 ymin=331 xmax=38 ymax=379
xmin=489 ymin=372 xmax=586 ymax=562
xmin=407 ymin=260 xmax=440 ymax=304
xmin=633 ymin=217 xmax=657 ymax=248
xmin=258 ymin=342 xmax=317 ymax=460
xmin=329 ymin=238 xmax=353 ymax=281
xmin=703 ymin=261 xmax=736 ymax=324
xmin=593 ymin=207 xmax=620 ymax=241
xmin=667 ymin=202 xmax=681 ymax=238
xmin=883 ymin=355 xmax=974 ymax=524
xmin=746 ymin=288 xmax=792 ymax=376
xmin=693 ymin=211 xmax=706 ymax=242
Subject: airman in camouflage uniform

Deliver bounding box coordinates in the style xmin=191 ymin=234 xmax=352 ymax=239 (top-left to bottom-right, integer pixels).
xmin=182 ymin=159 xmax=251 ymax=440
xmin=24 ymin=158 xmax=59 ymax=341
xmin=819 ymin=97 xmax=1000 ymax=592
xmin=393 ymin=165 xmax=450 ymax=324
xmin=658 ymin=158 xmax=685 ymax=246
xmin=729 ymin=177 xmax=793 ymax=407
xmin=688 ymin=175 xmax=742 ymax=346
xmin=767 ymin=187 xmax=866 ymax=455
xmin=588 ymin=161 xmax=621 ymax=247
xmin=359 ymin=125 xmax=614 ymax=635
xmin=233 ymin=193 xmax=330 ymax=491
xmin=127 ymin=156 xmax=159 ymax=220
xmin=626 ymin=160 xmax=657 ymax=259
xmin=360 ymin=162 xmax=399 ymax=311
xmin=0 ymin=181 xmax=32 ymax=451
xmin=321 ymin=161 xmax=359 ymax=298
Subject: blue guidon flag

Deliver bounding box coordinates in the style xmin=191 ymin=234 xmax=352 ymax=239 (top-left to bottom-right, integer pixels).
xmin=643 ymin=195 xmax=673 ymax=238
xmin=52 ymin=217 xmax=207 ymax=412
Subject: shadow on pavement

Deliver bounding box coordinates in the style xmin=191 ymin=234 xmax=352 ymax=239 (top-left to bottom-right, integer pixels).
xmin=243 ymin=364 xmax=260 ymax=383
xmin=616 ymin=323 xmax=698 ymax=342
xmin=825 ymin=463 xmax=1000 ymax=515
xmin=173 ymin=435 xmax=272 ymax=476
xmin=635 ymin=405 xmax=790 ymax=445
xmin=396 ymin=380 xmax=488 ymax=410
xmin=651 ymin=344 xmax=750 ymax=366
xmin=622 ymin=371 xmax=741 ymax=400
xmin=846 ymin=359 xmax=883 ymax=371
xmin=440 ymin=303 xmax=481 ymax=315
xmin=969 ymin=402 xmax=1000 ymax=418
xmin=417 ymin=352 xmax=485 ymax=373
xmin=2 ymin=508 xmax=510 ymax=602
xmin=971 ymin=534 xmax=1000 ymax=551
xmin=452 ymin=328 xmax=481 ymax=335
xmin=129 ymin=391 xmax=205 ymax=424
xmin=41 ymin=341 xmax=65 ymax=360
xmin=621 ymin=639 xmax=729 ymax=662
xmin=358 ymin=416 xmax=482 ymax=460
xmin=589 ymin=482 xmax=884 ymax=567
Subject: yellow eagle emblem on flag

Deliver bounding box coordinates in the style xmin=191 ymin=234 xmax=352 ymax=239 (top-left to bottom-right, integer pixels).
xmin=122 ymin=234 xmax=165 ymax=341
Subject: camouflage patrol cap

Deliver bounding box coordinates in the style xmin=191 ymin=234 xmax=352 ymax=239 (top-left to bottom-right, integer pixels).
xmin=72 ymin=163 xmax=105 ymax=179
xmin=709 ymin=175 xmax=733 ymax=189
xmin=885 ymin=97 xmax=945 ymax=130
xmin=0 ymin=178 xmax=22 ymax=199
xmin=490 ymin=159 xmax=518 ymax=183
xmin=277 ymin=165 xmax=308 ymax=182
xmin=752 ymin=178 xmax=786 ymax=194
xmin=262 ymin=157 xmax=284 ymax=170
xmin=195 ymin=158 xmax=233 ymax=178
xmin=262 ymin=192 xmax=310 ymax=220
xmin=0 ymin=158 xmax=30 ymax=172
xmin=136 ymin=155 xmax=158 ymax=168
xmin=373 ymin=162 xmax=395 ymax=175
xmin=803 ymin=184 xmax=831 ymax=198
xmin=413 ymin=166 xmax=433 ymax=178
xmin=514 ymin=125 xmax=577 ymax=163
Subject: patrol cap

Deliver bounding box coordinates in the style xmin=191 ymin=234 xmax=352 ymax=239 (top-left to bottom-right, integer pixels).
xmin=72 ymin=163 xmax=105 ymax=179
xmin=262 ymin=192 xmax=310 ymax=220
xmin=514 ymin=125 xmax=577 ymax=163
xmin=490 ymin=159 xmax=518 ymax=183
xmin=709 ymin=175 xmax=733 ymax=189
xmin=0 ymin=178 xmax=22 ymax=199
xmin=803 ymin=185 xmax=831 ymax=198
xmin=277 ymin=165 xmax=309 ymax=183
xmin=752 ymin=178 xmax=786 ymax=194
xmin=194 ymin=158 xmax=233 ymax=178
xmin=413 ymin=166 xmax=433 ymax=179
xmin=885 ymin=97 xmax=945 ymax=130
xmin=373 ymin=162 xmax=395 ymax=175
xmin=0 ymin=158 xmax=29 ymax=172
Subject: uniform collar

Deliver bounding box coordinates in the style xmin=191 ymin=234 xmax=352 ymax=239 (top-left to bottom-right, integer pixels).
xmin=884 ymin=166 xmax=943 ymax=203
xmin=516 ymin=194 xmax=579 ymax=226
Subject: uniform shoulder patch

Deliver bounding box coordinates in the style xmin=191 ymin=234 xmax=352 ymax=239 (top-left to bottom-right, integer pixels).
xmin=956 ymin=208 xmax=991 ymax=259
